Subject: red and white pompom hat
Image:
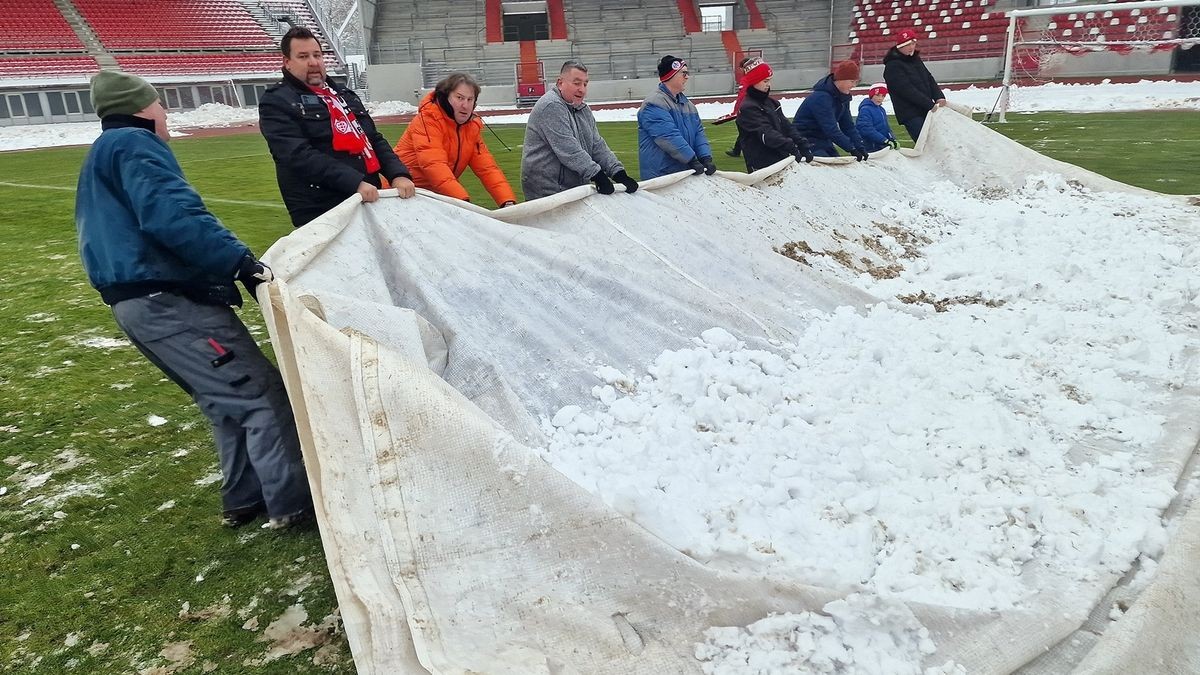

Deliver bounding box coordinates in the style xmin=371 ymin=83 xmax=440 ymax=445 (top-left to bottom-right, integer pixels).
xmin=868 ymin=83 xmax=888 ymax=97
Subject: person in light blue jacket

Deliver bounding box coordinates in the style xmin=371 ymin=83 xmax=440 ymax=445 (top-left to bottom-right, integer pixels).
xmin=637 ymin=55 xmax=716 ymax=180
xmin=857 ymin=83 xmax=900 ymax=153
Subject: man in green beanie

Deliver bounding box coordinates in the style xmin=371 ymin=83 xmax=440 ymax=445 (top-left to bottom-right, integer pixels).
xmin=75 ymin=70 xmax=315 ymax=531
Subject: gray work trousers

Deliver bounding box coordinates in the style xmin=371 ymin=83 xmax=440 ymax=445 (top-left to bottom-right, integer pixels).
xmin=111 ymin=292 xmax=312 ymax=519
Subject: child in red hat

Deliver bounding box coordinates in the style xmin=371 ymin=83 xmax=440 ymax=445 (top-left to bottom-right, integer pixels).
xmin=856 ymin=83 xmax=899 ymax=152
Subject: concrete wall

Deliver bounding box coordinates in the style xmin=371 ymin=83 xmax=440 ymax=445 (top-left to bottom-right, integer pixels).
xmin=860 ymin=57 xmax=1003 ymax=85
xmin=465 ymin=67 xmax=834 ymax=106
xmin=364 ymin=63 xmax=424 ymax=103
xmin=358 ymin=52 xmax=1175 ymax=106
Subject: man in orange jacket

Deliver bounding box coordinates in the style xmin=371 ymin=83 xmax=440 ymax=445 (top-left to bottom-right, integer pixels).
xmin=393 ymin=72 xmax=517 ymax=207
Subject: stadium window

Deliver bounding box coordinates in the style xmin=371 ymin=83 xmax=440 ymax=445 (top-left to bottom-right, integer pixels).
xmin=178 ymin=88 xmax=195 ymax=110
xmin=198 ymin=87 xmax=213 ymax=106
xmin=8 ymin=94 xmax=26 ymax=118
xmin=64 ymin=92 xmax=81 ymax=114
xmin=79 ymin=90 xmax=94 ymax=114
xmin=0 ymin=97 xmax=8 ymax=119
xmin=241 ymin=85 xmax=258 ymax=106
xmin=700 ymin=3 xmax=734 ymax=31
xmin=47 ymin=92 xmax=66 ymax=116
xmin=164 ymin=88 xmax=180 ymax=110
xmin=503 ymin=9 xmax=550 ymax=41
xmin=212 ymin=87 xmax=228 ymax=106
xmin=23 ymin=94 xmax=43 ymax=118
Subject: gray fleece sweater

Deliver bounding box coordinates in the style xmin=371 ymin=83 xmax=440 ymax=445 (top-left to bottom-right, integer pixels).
xmin=520 ymin=86 xmax=624 ymax=200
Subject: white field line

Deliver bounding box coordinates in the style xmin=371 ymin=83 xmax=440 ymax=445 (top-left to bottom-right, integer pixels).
xmin=0 ymin=180 xmax=285 ymax=209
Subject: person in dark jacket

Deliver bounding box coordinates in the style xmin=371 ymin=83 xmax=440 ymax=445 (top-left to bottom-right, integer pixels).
xmin=882 ymin=29 xmax=947 ymax=143
xmin=792 ymin=61 xmax=869 ymax=160
xmin=259 ymin=26 xmax=415 ymax=227
xmin=856 ymin=83 xmax=899 ymax=153
xmin=715 ymin=54 xmax=764 ymax=158
xmin=734 ymin=60 xmax=814 ymax=172
xmin=75 ymin=70 xmax=313 ymax=530
xmin=637 ymin=55 xmax=715 ymax=180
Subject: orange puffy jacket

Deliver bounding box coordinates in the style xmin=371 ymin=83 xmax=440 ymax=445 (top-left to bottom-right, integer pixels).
xmin=393 ymin=92 xmax=517 ymax=206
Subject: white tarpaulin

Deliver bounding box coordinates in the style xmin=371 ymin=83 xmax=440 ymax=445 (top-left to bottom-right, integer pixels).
xmin=258 ymin=107 xmax=1200 ymax=674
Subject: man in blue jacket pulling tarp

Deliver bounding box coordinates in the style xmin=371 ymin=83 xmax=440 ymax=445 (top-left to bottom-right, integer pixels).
xmin=792 ymin=61 xmax=869 ymax=161
xmin=75 ymin=71 xmax=313 ymax=531
xmin=637 ymin=55 xmax=716 ymax=180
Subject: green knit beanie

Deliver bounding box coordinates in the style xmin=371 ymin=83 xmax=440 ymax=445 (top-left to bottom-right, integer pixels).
xmin=90 ymin=70 xmax=159 ymax=119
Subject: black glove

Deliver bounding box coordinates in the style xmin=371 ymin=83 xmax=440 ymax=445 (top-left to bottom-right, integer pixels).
xmin=888 ymin=138 xmax=899 ymax=150
xmin=612 ymin=169 xmax=639 ymax=194
xmin=852 ymin=147 xmax=869 ymax=162
xmin=687 ymin=157 xmax=705 ymax=175
xmin=792 ymin=144 xmax=814 ymax=164
xmin=236 ymin=254 xmax=273 ymax=300
xmin=700 ymin=155 xmax=717 ymax=175
xmin=591 ymin=170 xmax=615 ymax=195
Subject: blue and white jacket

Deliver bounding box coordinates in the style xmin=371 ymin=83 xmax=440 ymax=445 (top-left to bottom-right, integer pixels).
xmin=856 ymin=97 xmax=897 ymax=152
xmin=637 ymin=83 xmax=712 ymax=179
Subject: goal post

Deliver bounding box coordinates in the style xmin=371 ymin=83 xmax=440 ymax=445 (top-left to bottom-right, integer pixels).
xmin=994 ymin=0 xmax=1200 ymax=121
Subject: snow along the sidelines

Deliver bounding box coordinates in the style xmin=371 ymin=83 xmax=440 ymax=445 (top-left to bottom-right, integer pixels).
xmin=0 ymin=79 xmax=1195 ymax=151
xmin=541 ymin=172 xmax=1195 ymax=618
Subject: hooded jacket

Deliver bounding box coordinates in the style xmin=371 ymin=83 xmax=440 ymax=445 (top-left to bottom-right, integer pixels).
xmin=735 ymin=86 xmax=810 ymax=172
xmin=882 ymin=47 xmax=945 ymax=123
xmin=258 ymin=69 xmax=411 ymax=227
xmin=792 ymin=74 xmax=865 ymax=156
xmin=637 ymin=82 xmax=712 ymax=179
xmin=75 ymin=115 xmax=249 ymax=306
xmin=393 ymin=91 xmax=516 ymax=206
xmin=520 ymin=86 xmax=624 ymax=200
xmin=856 ymin=97 xmax=897 ymax=152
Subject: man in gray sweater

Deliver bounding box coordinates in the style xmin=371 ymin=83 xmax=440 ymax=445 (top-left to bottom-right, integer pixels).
xmin=521 ymin=60 xmax=639 ymax=200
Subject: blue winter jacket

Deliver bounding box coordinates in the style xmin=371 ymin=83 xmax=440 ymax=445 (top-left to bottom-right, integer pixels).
xmin=856 ymin=98 xmax=896 ymax=152
xmin=75 ymin=115 xmax=250 ymax=306
xmin=792 ymin=75 xmax=864 ymax=157
xmin=637 ymin=83 xmax=712 ymax=179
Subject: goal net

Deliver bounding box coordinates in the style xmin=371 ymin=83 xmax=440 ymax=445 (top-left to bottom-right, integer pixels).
xmin=993 ymin=0 xmax=1200 ymax=119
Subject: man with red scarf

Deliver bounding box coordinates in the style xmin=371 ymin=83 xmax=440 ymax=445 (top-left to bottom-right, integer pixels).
xmin=259 ymin=27 xmax=416 ymax=228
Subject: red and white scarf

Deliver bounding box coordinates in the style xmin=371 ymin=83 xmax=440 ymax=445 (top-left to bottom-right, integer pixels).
xmin=309 ymin=84 xmax=380 ymax=174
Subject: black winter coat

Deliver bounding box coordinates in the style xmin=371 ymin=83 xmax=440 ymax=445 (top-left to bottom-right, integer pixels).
xmin=735 ymin=86 xmax=810 ymax=172
xmin=882 ymin=48 xmax=945 ymax=124
xmin=258 ymin=70 xmax=411 ymax=227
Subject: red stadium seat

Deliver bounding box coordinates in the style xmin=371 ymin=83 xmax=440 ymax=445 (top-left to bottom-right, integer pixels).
xmin=0 ymin=0 xmax=86 ymax=51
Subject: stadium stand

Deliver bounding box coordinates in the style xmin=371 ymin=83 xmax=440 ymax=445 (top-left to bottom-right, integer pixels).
xmin=115 ymin=53 xmax=283 ymax=75
xmin=846 ymin=0 xmax=1012 ymax=62
xmin=72 ymin=0 xmax=276 ymax=51
xmin=1043 ymin=5 xmax=1180 ymax=44
xmin=2 ymin=0 xmax=85 ymax=52
xmin=0 ymin=55 xmax=98 ymax=78
xmin=0 ymin=0 xmax=348 ymax=125
xmin=747 ymin=0 xmax=840 ymax=71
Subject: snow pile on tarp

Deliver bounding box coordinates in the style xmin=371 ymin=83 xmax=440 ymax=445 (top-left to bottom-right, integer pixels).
xmin=257 ymin=107 xmax=1200 ymax=674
